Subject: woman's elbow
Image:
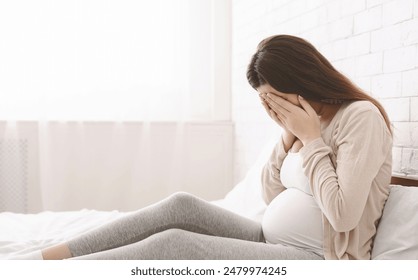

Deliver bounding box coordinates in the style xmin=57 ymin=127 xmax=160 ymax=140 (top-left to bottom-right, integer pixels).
xmin=327 ymin=215 xmax=359 ymax=232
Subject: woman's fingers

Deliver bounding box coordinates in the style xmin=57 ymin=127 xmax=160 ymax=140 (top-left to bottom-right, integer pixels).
xmin=261 ymin=100 xmax=271 ymax=112
xmin=261 ymin=99 xmax=286 ymax=128
xmin=271 ymin=108 xmax=286 ymax=122
xmin=298 ymin=95 xmax=317 ymax=117
xmin=265 ymin=94 xmax=292 ymax=113
xmin=270 ymin=110 xmax=280 ymax=123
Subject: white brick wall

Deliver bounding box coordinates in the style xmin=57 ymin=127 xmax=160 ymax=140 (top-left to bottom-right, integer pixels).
xmin=382 ymin=0 xmax=414 ymax=26
xmin=381 ymin=98 xmax=410 ymax=121
xmin=371 ymin=73 xmax=402 ymax=98
xmin=232 ymin=0 xmax=418 ymax=183
xmin=354 ymin=5 xmax=381 ymax=34
xmin=384 ymin=45 xmax=416 ymax=72
xmin=411 ymin=97 xmax=418 ymax=121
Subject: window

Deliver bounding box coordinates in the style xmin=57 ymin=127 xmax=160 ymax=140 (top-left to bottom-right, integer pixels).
xmin=0 ymin=0 xmax=231 ymax=121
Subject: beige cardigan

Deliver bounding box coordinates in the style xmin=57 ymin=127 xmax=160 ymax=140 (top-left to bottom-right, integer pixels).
xmin=261 ymin=101 xmax=392 ymax=260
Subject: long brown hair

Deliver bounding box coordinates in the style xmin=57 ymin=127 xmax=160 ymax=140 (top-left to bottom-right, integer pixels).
xmin=247 ymin=35 xmax=392 ymax=134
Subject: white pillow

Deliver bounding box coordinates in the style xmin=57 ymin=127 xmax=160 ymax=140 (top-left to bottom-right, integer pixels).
xmin=372 ymin=185 xmax=418 ymax=259
xmin=212 ymin=135 xmax=280 ymax=222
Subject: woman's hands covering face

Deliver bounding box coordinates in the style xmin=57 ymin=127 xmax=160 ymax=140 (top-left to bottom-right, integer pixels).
xmin=260 ymin=92 xmax=321 ymax=146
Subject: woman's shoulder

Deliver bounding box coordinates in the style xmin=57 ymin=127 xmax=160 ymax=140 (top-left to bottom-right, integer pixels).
xmin=342 ymin=100 xmax=380 ymax=115
xmin=331 ymin=99 xmax=392 ymax=143
xmin=330 ymin=100 xmax=392 ymax=154
xmin=330 ymin=100 xmax=390 ymax=139
xmin=339 ymin=100 xmax=383 ymax=124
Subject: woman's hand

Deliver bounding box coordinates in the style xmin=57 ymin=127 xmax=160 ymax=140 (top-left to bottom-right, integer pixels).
xmin=260 ymin=95 xmax=296 ymax=152
xmin=263 ymin=93 xmax=321 ymax=146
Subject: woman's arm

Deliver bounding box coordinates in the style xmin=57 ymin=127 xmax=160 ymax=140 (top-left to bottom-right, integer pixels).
xmin=261 ymin=135 xmax=289 ymax=204
xmin=300 ymin=104 xmax=392 ymax=232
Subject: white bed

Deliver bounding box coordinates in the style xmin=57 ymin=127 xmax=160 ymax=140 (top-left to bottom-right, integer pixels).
xmin=1 ymin=138 xmax=418 ymax=260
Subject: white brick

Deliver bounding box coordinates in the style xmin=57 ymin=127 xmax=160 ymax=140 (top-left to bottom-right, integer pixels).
xmin=411 ymin=149 xmax=418 ymax=173
xmin=278 ymin=17 xmax=301 ymax=34
xmin=342 ymin=0 xmax=367 ymax=16
xmin=373 ymin=18 xmax=418 ymax=51
xmin=270 ymin=0 xmax=293 ymax=10
xmin=392 ymin=147 xmax=402 ymax=173
xmin=416 ymin=45 xmax=418 ymax=68
xmin=369 ymin=19 xmax=418 ymax=52
xmin=380 ymin=97 xmax=410 ymax=121
xmin=412 ymin=122 xmax=418 ymax=147
xmin=354 ymin=76 xmax=372 ymax=93
xmin=412 ymin=97 xmax=418 ymax=121
xmin=318 ymin=42 xmax=334 ymax=60
xmin=401 ymin=148 xmax=412 ymax=172
xmin=402 ymin=148 xmax=418 ymax=173
xmin=393 ymin=122 xmax=412 ymax=146
xmin=334 ymin=58 xmax=357 ymax=79
xmin=302 ymin=25 xmax=329 ymax=46
xmin=264 ymin=0 xmax=286 ymax=12
xmin=382 ymin=0 xmax=414 ymax=26
xmin=371 ymin=73 xmax=402 ymax=98
xmin=347 ymin=33 xmax=371 ymax=57
xmin=330 ymin=39 xmax=349 ymax=60
xmin=329 ymin=16 xmax=354 ymax=40
xmin=299 ymin=9 xmax=322 ymax=33
xmin=383 ymin=45 xmax=416 ymax=73
xmin=305 ymin=0 xmax=329 ymax=10
xmin=415 ymin=0 xmax=418 ymax=16
xmin=354 ymin=6 xmax=382 ymax=34
xmin=273 ymin=0 xmax=306 ymax=23
xmin=402 ymin=69 xmax=418 ymax=96
xmin=317 ymin=6 xmax=329 ymax=26
xmin=371 ymin=25 xmax=402 ymax=52
xmin=399 ymin=18 xmax=418 ymax=46
xmin=367 ymin=0 xmax=384 ymax=8
xmin=355 ymin=52 xmax=383 ymax=76
xmin=286 ymin=0 xmax=311 ymax=18
xmin=326 ymin=0 xmax=343 ymax=22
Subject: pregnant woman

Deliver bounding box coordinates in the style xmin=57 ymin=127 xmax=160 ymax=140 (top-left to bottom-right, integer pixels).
xmin=22 ymin=35 xmax=392 ymax=260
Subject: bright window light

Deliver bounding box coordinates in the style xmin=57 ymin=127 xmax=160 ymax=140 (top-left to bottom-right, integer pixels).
xmin=0 ymin=0 xmax=227 ymax=121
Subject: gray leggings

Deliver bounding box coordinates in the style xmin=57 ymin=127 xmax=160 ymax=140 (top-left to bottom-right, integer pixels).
xmin=67 ymin=192 xmax=323 ymax=260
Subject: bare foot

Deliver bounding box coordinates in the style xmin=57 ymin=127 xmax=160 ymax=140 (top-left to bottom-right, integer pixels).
xmin=42 ymin=243 xmax=72 ymax=260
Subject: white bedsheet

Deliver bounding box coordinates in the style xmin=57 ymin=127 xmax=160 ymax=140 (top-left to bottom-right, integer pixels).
xmin=0 ymin=209 xmax=126 ymax=259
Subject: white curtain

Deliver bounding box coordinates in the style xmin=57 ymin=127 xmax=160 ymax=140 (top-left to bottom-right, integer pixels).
xmin=0 ymin=0 xmax=233 ymax=213
xmin=0 ymin=0 xmax=222 ymax=121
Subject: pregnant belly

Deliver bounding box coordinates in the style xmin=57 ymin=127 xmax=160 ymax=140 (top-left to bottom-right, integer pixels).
xmin=261 ymin=189 xmax=324 ymax=253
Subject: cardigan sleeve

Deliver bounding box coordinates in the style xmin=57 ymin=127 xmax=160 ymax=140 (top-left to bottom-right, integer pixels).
xmin=261 ymin=137 xmax=288 ymax=204
xmin=300 ymin=104 xmax=392 ymax=232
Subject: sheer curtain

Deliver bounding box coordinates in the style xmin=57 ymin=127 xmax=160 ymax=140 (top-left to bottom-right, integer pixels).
xmin=0 ymin=0 xmax=233 ymax=212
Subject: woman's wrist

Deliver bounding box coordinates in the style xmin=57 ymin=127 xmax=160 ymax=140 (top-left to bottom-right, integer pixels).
xmin=281 ymin=130 xmax=296 ymax=153
xmin=301 ymin=135 xmax=322 ymax=147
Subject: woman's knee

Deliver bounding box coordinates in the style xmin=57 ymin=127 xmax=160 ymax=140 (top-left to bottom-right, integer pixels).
xmin=166 ymin=192 xmax=198 ymax=207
